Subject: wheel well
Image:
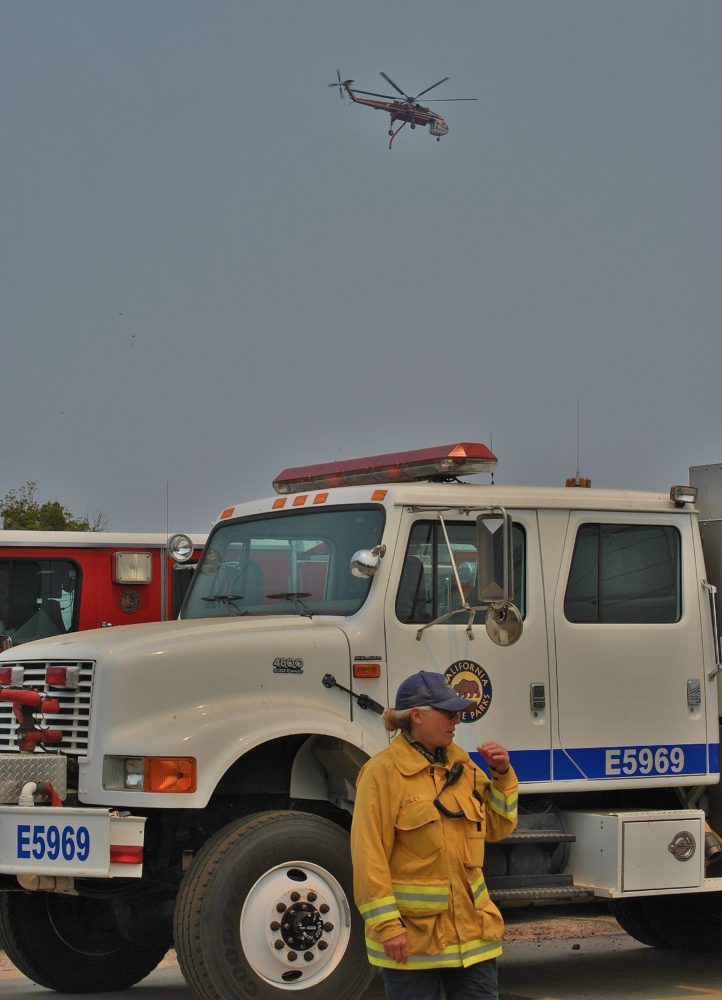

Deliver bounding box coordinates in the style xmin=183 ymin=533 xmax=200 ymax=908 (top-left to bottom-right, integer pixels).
xmin=140 ymin=736 xmax=368 ymax=879
xmin=211 ymin=733 xmax=366 ymax=808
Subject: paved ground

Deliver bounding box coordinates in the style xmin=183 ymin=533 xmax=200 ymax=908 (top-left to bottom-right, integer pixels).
xmin=2 ymin=906 xmax=722 ymax=999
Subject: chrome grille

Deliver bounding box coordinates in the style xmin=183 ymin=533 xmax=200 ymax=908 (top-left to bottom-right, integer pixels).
xmin=0 ymin=660 xmax=94 ymax=754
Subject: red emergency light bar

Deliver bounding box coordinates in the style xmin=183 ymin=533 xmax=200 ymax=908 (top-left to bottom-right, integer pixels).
xmin=273 ymin=443 xmax=497 ymax=495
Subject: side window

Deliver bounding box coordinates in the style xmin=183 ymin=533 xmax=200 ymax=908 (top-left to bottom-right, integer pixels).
xmin=564 ymin=524 xmax=681 ymax=623
xmin=0 ymin=559 xmax=80 ymax=645
xmin=396 ymin=521 xmax=526 ymax=624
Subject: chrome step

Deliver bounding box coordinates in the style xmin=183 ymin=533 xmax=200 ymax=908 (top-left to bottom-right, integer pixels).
xmin=491 ymin=884 xmax=593 ymax=903
xmin=498 ymin=829 xmax=576 ymax=845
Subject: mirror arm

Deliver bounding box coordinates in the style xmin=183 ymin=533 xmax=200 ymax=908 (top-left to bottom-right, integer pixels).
xmin=416 ymin=603 xmax=487 ymax=641
xmin=437 ymin=512 xmax=467 ymax=608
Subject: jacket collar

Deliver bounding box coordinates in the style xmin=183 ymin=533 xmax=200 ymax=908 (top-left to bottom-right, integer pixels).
xmin=389 ymin=733 xmax=468 ymax=776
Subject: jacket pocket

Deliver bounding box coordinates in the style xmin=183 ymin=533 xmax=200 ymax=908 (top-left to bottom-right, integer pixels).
xmin=394 ymin=799 xmax=444 ymax=861
xmin=448 ymin=791 xmax=486 ymax=868
xmin=392 ymin=878 xmax=450 ymax=917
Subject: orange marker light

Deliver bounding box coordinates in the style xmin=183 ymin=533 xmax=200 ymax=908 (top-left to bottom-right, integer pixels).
xmin=313 ymin=492 xmax=329 ymax=505
xmin=354 ymin=662 xmax=382 ymax=679
xmin=292 ymin=494 xmax=308 ymax=507
xmin=371 ymin=490 xmax=388 ymax=501
xmin=272 ymin=498 xmax=287 ymax=509
xmin=144 ymin=757 xmax=196 ymax=793
xmin=220 ymin=507 xmax=235 ymax=519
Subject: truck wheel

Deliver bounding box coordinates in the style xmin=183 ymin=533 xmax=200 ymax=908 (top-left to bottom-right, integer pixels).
xmin=644 ymin=891 xmax=722 ymax=951
xmin=0 ymin=891 xmax=170 ymax=993
xmin=608 ymin=897 xmax=670 ymax=948
xmin=174 ymin=810 xmax=372 ymax=1000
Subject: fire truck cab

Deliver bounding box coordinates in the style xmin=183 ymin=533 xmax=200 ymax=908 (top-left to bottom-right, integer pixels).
xmin=0 ymin=531 xmax=206 ymax=648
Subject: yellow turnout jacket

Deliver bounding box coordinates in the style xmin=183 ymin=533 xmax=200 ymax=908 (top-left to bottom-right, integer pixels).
xmin=351 ymin=735 xmax=518 ymax=970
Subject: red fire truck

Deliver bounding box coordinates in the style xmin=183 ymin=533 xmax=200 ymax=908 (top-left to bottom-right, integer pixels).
xmin=0 ymin=531 xmax=206 ymax=648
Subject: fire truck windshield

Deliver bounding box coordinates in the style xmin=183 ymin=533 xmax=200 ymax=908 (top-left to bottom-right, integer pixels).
xmin=182 ymin=506 xmax=385 ymax=619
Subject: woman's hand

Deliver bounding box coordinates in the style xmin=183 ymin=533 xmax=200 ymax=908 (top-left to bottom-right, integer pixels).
xmin=383 ymin=931 xmax=409 ymax=963
xmin=478 ymin=741 xmax=510 ymax=774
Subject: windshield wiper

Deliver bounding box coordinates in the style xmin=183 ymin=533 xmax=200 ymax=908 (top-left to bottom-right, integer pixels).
xmin=201 ymin=594 xmax=247 ymax=615
xmin=266 ymin=592 xmax=314 ymax=619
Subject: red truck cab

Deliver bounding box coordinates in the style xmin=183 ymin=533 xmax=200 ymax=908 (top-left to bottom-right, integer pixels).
xmin=0 ymin=531 xmax=206 ymax=647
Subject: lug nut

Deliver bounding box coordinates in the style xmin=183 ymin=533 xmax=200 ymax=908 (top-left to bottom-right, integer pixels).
xmin=307 ymin=891 xmax=317 ymax=902
xmin=287 ymin=952 xmax=297 ymax=962
xmin=318 ymin=940 xmax=328 ymax=951
xmin=319 ymin=903 xmax=330 ymax=913
xmin=276 ymin=903 xmax=286 ymax=912
xmin=290 ymin=891 xmax=300 ymax=901
xmin=274 ymin=940 xmax=284 ymax=950
xmin=304 ymin=952 xmax=314 ymax=962
xmin=270 ymin=921 xmax=280 ymax=931
xmin=323 ymin=922 xmax=334 ymax=932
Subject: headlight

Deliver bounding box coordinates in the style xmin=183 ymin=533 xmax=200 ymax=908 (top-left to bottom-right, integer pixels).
xmin=103 ymin=756 xmax=196 ymax=793
xmin=168 ymin=533 xmax=194 ymax=564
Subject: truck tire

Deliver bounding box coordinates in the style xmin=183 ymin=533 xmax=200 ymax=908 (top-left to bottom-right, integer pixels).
xmin=0 ymin=891 xmax=170 ymax=993
xmin=608 ymin=897 xmax=670 ymax=948
xmin=644 ymin=891 xmax=722 ymax=951
xmin=174 ymin=810 xmax=372 ymax=1000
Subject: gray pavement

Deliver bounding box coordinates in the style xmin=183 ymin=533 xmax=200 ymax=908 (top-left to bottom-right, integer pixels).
xmin=2 ymin=937 xmax=722 ymax=999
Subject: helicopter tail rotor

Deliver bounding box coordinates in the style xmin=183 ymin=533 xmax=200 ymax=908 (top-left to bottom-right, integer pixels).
xmin=328 ymin=69 xmax=353 ymax=99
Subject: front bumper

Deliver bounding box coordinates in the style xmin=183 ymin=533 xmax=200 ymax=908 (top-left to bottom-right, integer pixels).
xmin=0 ymin=805 xmax=145 ymax=881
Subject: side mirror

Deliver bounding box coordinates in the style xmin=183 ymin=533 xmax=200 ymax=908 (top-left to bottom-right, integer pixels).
xmin=485 ymin=604 xmax=523 ymax=646
xmin=476 ymin=507 xmax=522 ymax=647
xmin=350 ymin=544 xmax=386 ymax=579
xmin=476 ymin=508 xmax=514 ymax=604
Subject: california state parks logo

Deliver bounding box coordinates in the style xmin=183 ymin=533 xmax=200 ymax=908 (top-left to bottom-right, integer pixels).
xmin=444 ymin=660 xmax=492 ymax=722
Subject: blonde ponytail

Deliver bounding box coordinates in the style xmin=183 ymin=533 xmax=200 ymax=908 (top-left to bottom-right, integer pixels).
xmin=382 ymin=707 xmax=413 ymax=733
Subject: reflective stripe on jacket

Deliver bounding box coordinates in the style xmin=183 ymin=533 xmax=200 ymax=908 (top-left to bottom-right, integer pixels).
xmin=351 ymin=735 xmax=518 ymax=970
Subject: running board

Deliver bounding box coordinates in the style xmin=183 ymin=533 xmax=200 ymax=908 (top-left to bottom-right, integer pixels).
xmin=487 ymin=875 xmax=594 ymax=903
xmin=497 ymin=829 xmax=576 ymax=845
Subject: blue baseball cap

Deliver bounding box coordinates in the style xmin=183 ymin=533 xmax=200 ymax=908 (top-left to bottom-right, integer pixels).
xmin=394 ymin=671 xmax=476 ymax=712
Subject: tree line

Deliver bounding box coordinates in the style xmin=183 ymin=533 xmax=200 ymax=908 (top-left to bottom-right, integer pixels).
xmin=0 ymin=481 xmax=108 ymax=531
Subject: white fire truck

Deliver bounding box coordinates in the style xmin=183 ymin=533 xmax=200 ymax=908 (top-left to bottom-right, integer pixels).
xmin=0 ymin=444 xmax=719 ymax=1000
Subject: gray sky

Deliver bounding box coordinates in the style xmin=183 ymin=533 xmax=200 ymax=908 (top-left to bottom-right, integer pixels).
xmin=1 ymin=1 xmax=720 ymax=533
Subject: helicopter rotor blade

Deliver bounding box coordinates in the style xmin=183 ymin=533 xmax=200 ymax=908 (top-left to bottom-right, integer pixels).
xmin=423 ymin=98 xmax=478 ymax=102
xmin=353 ymin=89 xmax=400 ymax=100
xmin=327 ymin=70 xmax=353 ymax=99
xmin=411 ymin=76 xmax=450 ymax=101
xmin=380 ymin=72 xmax=410 ymax=100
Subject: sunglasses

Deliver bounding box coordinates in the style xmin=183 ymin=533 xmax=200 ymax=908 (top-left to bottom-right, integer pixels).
xmin=431 ymin=707 xmax=463 ymax=720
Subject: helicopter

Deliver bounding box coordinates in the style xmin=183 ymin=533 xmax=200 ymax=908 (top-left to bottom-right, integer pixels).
xmin=328 ymin=70 xmax=477 ymax=149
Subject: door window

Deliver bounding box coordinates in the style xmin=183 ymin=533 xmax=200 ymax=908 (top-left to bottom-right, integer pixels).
xmin=396 ymin=520 xmax=526 ymax=624
xmin=564 ymin=524 xmax=681 ymax=623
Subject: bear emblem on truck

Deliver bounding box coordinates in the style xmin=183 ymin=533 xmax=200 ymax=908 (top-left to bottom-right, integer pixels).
xmin=444 ymin=659 xmax=492 ymax=721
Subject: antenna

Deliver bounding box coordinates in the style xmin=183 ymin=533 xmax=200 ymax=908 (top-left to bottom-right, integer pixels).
xmin=566 ymin=397 xmax=591 ymax=488
xmin=576 ymin=397 xmax=581 ymax=481
xmin=490 ymin=429 xmax=495 ymax=485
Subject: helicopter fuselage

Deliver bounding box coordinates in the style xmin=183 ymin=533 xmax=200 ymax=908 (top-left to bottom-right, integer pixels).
xmin=345 ymin=87 xmax=449 ymax=138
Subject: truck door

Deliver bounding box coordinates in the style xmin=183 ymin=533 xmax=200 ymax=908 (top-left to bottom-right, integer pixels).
xmin=384 ymin=511 xmax=552 ymax=785
xmin=553 ymin=512 xmax=709 ymax=783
